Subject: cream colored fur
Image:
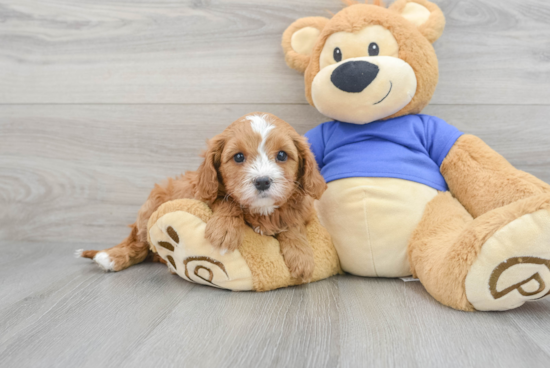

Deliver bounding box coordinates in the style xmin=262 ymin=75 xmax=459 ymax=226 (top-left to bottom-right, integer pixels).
xmin=466 ymin=208 xmax=550 ymax=311
xmin=316 ymin=177 xmax=437 ymax=277
xmin=149 ymin=209 xmax=254 ymax=291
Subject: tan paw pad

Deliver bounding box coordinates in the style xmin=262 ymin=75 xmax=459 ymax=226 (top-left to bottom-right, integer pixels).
xmin=148 ymin=210 xmax=254 ymax=291
xmin=466 ymin=208 xmax=550 ymax=311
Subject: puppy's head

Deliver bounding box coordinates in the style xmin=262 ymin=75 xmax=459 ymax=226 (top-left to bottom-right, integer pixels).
xmin=196 ymin=113 xmax=326 ymax=215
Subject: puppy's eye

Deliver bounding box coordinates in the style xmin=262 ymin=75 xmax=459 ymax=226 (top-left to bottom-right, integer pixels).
xmin=276 ymin=151 xmax=288 ymax=162
xmin=333 ymin=47 xmax=342 ymax=62
xmin=368 ymin=42 xmax=379 ymax=56
xmin=234 ymin=153 xmax=245 ymax=163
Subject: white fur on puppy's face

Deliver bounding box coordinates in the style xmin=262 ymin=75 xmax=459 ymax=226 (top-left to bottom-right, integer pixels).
xmin=218 ymin=114 xmax=300 ymax=215
xmin=242 ymin=115 xmax=283 ymax=214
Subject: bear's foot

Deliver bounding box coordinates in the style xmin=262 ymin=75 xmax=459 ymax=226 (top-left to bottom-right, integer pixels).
xmin=466 ymin=208 xmax=550 ymax=311
xmin=147 ymin=199 xmax=342 ymax=292
xmin=148 ymin=199 xmax=255 ymax=291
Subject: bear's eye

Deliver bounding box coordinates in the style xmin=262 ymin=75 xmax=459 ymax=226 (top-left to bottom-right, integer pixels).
xmin=333 ymin=47 xmax=342 ymax=62
xmin=234 ymin=153 xmax=245 ymax=163
xmin=276 ymin=151 xmax=288 ymax=162
xmin=368 ymin=42 xmax=379 ymax=56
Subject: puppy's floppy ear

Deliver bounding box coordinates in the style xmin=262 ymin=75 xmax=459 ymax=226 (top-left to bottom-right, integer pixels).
xmin=196 ymin=134 xmax=225 ymax=202
xmin=282 ymin=16 xmax=329 ymax=74
xmin=389 ymin=0 xmax=445 ymax=43
xmin=294 ymin=135 xmax=327 ymax=200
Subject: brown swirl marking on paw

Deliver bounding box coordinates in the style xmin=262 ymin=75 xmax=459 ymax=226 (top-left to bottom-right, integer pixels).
xmin=194 ymin=266 xmax=214 ymax=284
xmin=489 ymin=257 xmax=550 ymax=300
xmin=166 ymin=255 xmax=177 ymax=270
xmin=183 ymin=256 xmax=228 ymax=285
xmin=167 ymin=226 xmax=179 ymax=244
xmin=157 ymin=241 xmax=174 ymax=252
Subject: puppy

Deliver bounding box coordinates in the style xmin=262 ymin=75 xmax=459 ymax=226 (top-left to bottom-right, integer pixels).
xmin=79 ymin=113 xmax=326 ymax=281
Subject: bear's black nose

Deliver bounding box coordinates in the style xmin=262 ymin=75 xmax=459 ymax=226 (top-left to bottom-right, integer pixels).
xmin=331 ymin=60 xmax=379 ymax=93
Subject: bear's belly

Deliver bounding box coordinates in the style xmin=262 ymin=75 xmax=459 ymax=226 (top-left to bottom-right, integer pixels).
xmin=316 ymin=177 xmax=439 ymax=277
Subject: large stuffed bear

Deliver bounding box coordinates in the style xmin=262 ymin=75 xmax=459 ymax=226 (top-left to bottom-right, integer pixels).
xmin=146 ymin=0 xmax=550 ymax=312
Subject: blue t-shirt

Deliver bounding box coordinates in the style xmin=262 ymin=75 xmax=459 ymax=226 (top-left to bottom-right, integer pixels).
xmin=304 ymin=114 xmax=463 ymax=191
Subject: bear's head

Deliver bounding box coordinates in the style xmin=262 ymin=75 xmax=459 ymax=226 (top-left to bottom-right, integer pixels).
xmin=282 ymin=0 xmax=445 ymax=124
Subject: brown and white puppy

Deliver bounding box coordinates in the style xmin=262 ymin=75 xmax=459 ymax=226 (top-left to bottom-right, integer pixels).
xmin=79 ymin=113 xmax=326 ymax=281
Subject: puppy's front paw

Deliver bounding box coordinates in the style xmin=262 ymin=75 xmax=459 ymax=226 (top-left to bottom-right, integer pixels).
xmin=205 ymin=215 xmax=243 ymax=255
xmin=282 ymin=246 xmax=315 ymax=282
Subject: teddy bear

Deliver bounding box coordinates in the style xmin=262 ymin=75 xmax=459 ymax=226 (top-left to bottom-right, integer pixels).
xmin=147 ymin=0 xmax=550 ymax=312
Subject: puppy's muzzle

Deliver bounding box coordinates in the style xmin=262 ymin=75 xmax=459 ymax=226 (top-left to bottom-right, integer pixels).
xmin=254 ymin=176 xmax=272 ymax=192
xmin=331 ymin=60 xmax=380 ymax=93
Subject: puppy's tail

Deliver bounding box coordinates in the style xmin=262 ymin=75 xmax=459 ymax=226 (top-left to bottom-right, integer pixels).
xmin=75 ymin=249 xmax=99 ymax=259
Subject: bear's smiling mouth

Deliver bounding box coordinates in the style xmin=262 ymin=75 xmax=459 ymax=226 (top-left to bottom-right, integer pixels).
xmin=373 ymin=81 xmax=393 ymax=105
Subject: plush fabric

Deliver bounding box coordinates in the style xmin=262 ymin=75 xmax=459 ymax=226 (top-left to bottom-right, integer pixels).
xmin=389 ymin=0 xmax=445 ymax=43
xmin=441 ymin=134 xmax=550 ymax=217
xmin=316 ymin=177 xmax=438 ymax=277
xmin=150 ymin=208 xmax=255 ymax=291
xmin=305 ymin=114 xmax=463 ymax=191
xmin=298 ymin=3 xmax=442 ymax=121
xmin=148 ymin=199 xmax=342 ymax=292
xmin=281 ymin=17 xmax=330 ymax=74
xmin=465 ymin=207 xmax=550 ymax=311
xmin=409 ymin=191 xmax=550 ymax=311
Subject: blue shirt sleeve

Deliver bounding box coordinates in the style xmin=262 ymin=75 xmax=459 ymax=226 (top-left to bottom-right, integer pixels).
xmin=304 ymin=124 xmax=326 ymax=170
xmin=423 ymin=115 xmax=464 ymax=167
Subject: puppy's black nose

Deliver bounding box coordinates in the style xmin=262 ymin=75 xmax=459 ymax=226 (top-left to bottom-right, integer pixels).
xmin=331 ymin=60 xmax=379 ymax=93
xmin=254 ymin=177 xmax=271 ymax=191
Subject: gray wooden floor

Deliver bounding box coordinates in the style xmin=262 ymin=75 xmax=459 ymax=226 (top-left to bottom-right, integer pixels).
xmin=1 ymin=0 xmax=550 ymax=367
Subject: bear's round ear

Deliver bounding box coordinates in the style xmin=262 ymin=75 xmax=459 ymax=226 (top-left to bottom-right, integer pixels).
xmin=282 ymin=17 xmax=329 ymax=74
xmin=389 ymin=0 xmax=445 ymax=43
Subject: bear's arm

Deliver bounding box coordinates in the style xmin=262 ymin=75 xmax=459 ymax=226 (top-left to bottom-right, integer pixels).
xmin=441 ymin=134 xmax=550 ymax=218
